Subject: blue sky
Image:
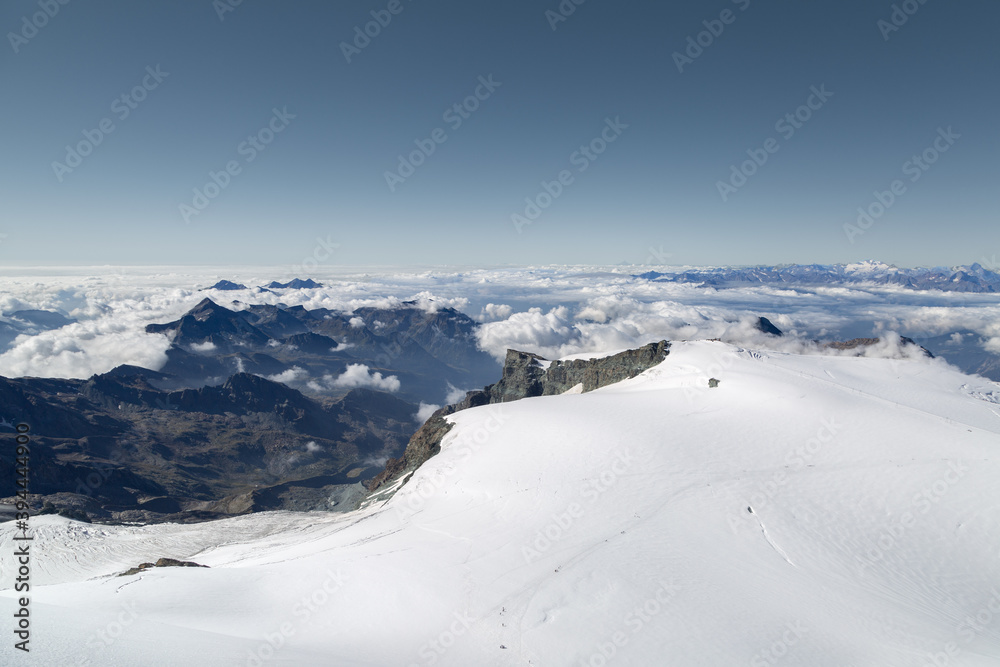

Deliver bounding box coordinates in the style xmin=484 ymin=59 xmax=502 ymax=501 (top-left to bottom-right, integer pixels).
xmin=1 ymin=0 xmax=997 ymax=267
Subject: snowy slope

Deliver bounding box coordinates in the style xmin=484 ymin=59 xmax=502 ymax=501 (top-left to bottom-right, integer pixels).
xmin=3 ymin=341 xmax=1000 ymax=666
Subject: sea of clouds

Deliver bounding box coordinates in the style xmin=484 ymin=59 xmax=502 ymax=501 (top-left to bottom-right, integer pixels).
xmin=0 ymin=265 xmax=998 ymax=382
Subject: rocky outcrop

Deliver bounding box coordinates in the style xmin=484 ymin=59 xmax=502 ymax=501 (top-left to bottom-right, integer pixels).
xmin=368 ymin=341 xmax=670 ymax=493
xmin=119 ymin=558 xmax=208 ymax=577
xmin=281 ymin=332 xmax=339 ymax=353
xmin=202 ymin=280 xmax=247 ymax=291
xmin=754 ymin=317 xmax=783 ymax=337
xmin=267 ymin=279 xmax=324 ymax=289
xmin=449 ymin=340 xmax=671 ymax=410
xmin=366 ymin=415 xmax=454 ymax=493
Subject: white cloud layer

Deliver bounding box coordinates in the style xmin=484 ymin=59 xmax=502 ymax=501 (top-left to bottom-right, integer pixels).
xmin=0 ymin=266 xmax=997 ymax=381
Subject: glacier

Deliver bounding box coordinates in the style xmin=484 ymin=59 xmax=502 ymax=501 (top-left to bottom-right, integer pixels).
xmin=2 ymin=341 xmax=1000 ymax=666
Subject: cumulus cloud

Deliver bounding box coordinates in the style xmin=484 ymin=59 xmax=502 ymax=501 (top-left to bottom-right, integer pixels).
xmin=475 ymin=300 xmax=749 ymax=361
xmin=189 ymin=341 xmax=216 ymax=353
xmin=479 ymin=303 xmax=513 ymax=322
xmin=327 ymin=364 xmax=401 ymax=392
xmin=305 ymin=441 xmax=322 ymax=453
xmin=361 ymin=454 xmax=390 ymax=468
xmin=0 ymin=322 xmax=171 ymax=379
xmin=415 ymin=402 xmax=440 ymax=422
xmin=265 ymin=366 xmax=309 ymax=385
xmin=349 ymin=317 xmax=365 ymax=328
xmin=0 ymin=295 xmax=32 ymax=314
xmin=476 ymin=307 xmax=581 ymax=361
xmin=983 ymin=338 xmax=1000 ymax=355
xmin=444 ymin=382 xmax=470 ymax=405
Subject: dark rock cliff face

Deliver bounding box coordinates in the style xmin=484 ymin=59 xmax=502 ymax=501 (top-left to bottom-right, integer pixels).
xmin=366 ymin=415 xmax=455 ymax=494
xmin=754 ymin=317 xmax=783 ymax=337
xmin=452 ymin=340 xmax=671 ymax=408
xmin=367 ymin=340 xmax=670 ymax=493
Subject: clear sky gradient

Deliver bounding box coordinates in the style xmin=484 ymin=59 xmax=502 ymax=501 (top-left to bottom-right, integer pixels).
xmin=1 ymin=0 xmax=997 ymax=267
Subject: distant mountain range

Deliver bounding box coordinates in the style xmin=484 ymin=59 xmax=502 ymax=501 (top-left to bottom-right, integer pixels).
xmin=145 ymin=297 xmax=501 ymax=403
xmin=0 ymin=296 xmax=504 ymax=523
xmin=200 ymin=278 xmax=324 ymax=292
xmin=636 ymin=261 xmax=1000 ymax=292
xmin=3 ymin=269 xmax=999 ymax=524
xmin=0 ymin=368 xmax=416 ymax=523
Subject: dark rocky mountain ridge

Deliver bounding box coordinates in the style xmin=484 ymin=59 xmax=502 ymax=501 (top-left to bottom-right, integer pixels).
xmin=0 ymin=368 xmax=417 ymax=523
xmin=144 ymin=298 xmax=500 ymax=403
xmin=0 ymin=297 xmax=506 ymax=523
xmin=367 ymin=341 xmax=671 ymax=495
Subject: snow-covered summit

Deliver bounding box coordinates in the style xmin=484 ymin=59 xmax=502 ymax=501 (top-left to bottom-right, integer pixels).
xmin=843 ymin=259 xmax=900 ymax=277
xmin=2 ymin=341 xmax=999 ymax=666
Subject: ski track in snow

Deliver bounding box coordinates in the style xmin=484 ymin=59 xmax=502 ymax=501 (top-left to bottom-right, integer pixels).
xmin=749 ymin=508 xmax=797 ymax=568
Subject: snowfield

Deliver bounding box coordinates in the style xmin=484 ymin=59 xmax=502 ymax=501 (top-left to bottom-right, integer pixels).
xmin=3 ymin=341 xmax=1000 ymax=666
